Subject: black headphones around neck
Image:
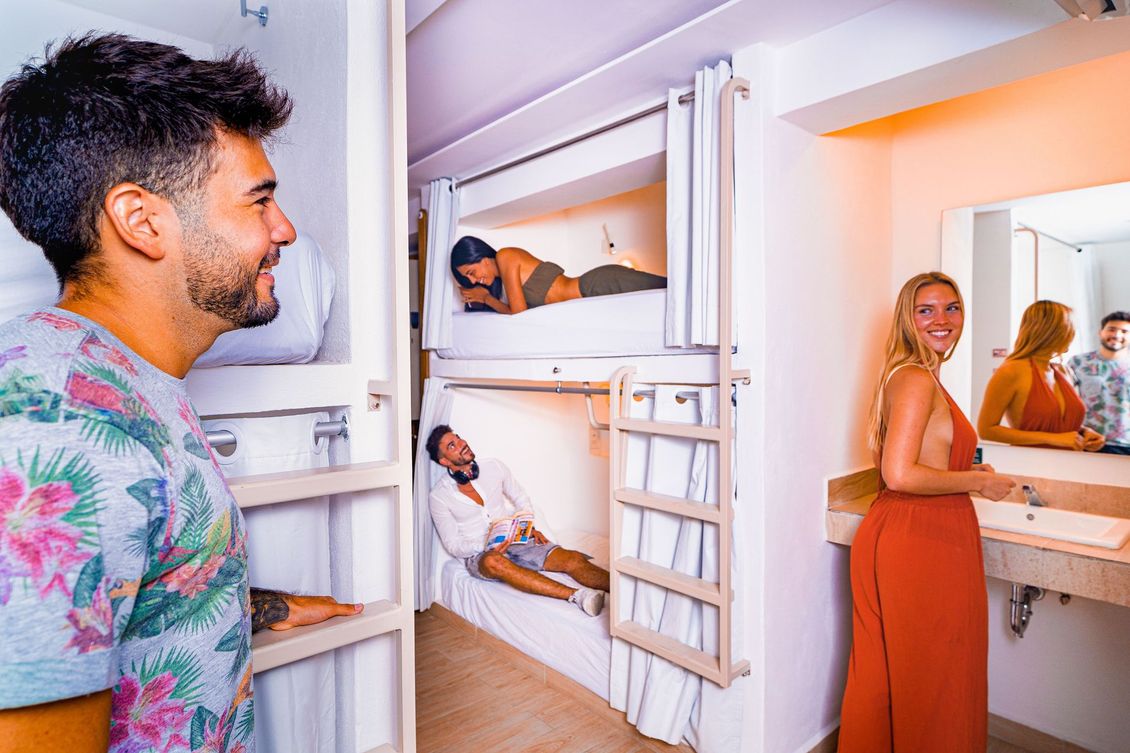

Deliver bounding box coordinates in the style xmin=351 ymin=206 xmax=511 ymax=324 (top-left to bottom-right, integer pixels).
xmin=447 ymin=461 xmax=480 ymax=486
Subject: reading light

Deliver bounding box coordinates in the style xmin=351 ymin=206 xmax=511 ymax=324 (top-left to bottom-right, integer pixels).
xmin=1053 ymin=0 xmax=1129 ymax=19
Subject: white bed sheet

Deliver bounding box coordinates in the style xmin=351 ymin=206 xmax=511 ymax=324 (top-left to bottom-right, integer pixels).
xmin=435 ymin=289 xmax=713 ymax=360
xmin=437 ymin=531 xmax=612 ymax=701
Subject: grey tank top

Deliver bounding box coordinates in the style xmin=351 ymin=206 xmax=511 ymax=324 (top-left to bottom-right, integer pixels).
xmin=520 ymin=261 xmax=564 ymax=308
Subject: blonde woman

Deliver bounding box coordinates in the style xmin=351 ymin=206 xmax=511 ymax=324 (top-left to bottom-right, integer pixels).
xmin=839 ymin=272 xmax=1014 ymax=753
xmin=977 ymin=300 xmax=1104 ymax=451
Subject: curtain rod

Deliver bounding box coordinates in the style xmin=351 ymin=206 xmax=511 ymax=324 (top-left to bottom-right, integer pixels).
xmin=1015 ymin=223 xmax=1082 ymax=252
xmin=455 ymin=91 xmax=695 ymax=189
xmin=443 ymin=380 xmax=731 ymax=403
xmin=444 ymin=381 xmax=604 ymax=396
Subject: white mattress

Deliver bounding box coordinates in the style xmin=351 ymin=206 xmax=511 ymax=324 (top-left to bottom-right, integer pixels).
xmin=436 ymin=289 xmax=712 ymax=359
xmin=437 ymin=531 xmax=612 ymax=701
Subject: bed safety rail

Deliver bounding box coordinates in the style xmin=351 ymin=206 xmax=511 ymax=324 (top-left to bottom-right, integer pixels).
xmin=607 ymin=76 xmax=751 ymax=689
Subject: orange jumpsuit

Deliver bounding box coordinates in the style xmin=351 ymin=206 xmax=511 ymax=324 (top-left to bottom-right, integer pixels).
xmin=839 ymin=381 xmax=987 ymax=753
xmin=1019 ymin=359 xmax=1085 ymax=437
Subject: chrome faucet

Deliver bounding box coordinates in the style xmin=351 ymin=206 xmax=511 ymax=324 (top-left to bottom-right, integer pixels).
xmin=1022 ymin=484 xmax=1047 ymax=507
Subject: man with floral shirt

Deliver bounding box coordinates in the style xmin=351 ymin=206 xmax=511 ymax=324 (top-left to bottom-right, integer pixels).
xmin=0 ymin=35 xmax=361 ymax=751
xmin=1069 ymin=311 xmax=1130 ymax=455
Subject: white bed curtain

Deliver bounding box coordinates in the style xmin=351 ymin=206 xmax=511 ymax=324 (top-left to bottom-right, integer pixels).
xmin=421 ymin=178 xmax=461 ymax=351
xmin=203 ymin=413 xmax=336 ymax=753
xmin=1072 ymin=245 xmax=1103 ymax=354
xmin=610 ymin=386 xmax=744 ymax=751
xmin=666 ymin=59 xmax=733 ymax=349
xmin=413 ymin=376 xmax=454 ymax=609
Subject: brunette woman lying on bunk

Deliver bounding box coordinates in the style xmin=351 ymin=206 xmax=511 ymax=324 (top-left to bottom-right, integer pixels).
xmin=977 ymin=300 xmax=1105 ymax=451
xmin=450 ymin=235 xmax=666 ymax=314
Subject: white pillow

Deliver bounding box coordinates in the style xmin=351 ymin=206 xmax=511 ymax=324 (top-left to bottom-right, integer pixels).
xmin=193 ymin=231 xmax=335 ymax=368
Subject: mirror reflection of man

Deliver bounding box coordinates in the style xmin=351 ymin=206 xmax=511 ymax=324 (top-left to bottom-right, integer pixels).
xmin=1069 ymin=311 xmax=1130 ymax=455
xmin=425 ymin=425 xmax=610 ymax=615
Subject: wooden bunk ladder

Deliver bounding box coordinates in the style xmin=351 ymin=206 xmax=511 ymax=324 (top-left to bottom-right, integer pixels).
xmin=607 ymin=76 xmax=751 ymax=690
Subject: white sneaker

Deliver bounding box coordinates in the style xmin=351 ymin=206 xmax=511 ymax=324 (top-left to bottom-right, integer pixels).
xmin=568 ymin=587 xmax=605 ymax=616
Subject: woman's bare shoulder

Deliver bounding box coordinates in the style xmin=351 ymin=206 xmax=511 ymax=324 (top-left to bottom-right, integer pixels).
xmin=885 ymin=363 xmax=934 ymax=392
xmin=989 ymin=359 xmax=1028 ymax=385
xmin=497 ymin=246 xmax=536 ymax=262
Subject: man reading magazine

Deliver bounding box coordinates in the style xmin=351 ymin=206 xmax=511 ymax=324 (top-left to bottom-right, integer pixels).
xmin=426 ymin=425 xmax=609 ymax=616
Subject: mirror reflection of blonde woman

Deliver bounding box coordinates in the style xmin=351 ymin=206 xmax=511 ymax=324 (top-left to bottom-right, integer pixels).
xmin=839 ymin=272 xmax=1014 ymax=753
xmin=977 ymin=300 xmax=1104 ymax=451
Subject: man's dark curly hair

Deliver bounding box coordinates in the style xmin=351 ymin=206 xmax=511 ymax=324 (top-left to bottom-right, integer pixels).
xmin=425 ymin=424 xmax=454 ymax=464
xmin=1102 ymin=311 xmax=1130 ymax=327
xmin=0 ymin=32 xmax=293 ymax=287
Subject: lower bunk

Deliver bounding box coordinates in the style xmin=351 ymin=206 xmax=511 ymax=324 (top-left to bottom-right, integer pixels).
xmin=426 ymin=529 xmax=693 ymax=753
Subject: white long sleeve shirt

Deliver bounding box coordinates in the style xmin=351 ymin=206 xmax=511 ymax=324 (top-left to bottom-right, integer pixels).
xmin=428 ymin=458 xmax=537 ymax=559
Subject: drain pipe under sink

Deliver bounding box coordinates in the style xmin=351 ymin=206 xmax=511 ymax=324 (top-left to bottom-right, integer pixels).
xmin=1009 ymin=583 xmax=1045 ymax=638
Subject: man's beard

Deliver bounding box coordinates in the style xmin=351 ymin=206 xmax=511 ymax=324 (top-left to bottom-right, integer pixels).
xmin=182 ymin=218 xmax=279 ymax=329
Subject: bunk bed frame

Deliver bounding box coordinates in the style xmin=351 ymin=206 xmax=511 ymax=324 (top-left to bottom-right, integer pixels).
xmin=423 ymin=77 xmax=752 ymax=694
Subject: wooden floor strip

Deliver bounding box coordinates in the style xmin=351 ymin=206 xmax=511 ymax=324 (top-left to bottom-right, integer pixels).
xmin=415 ymin=607 xmax=692 ymax=753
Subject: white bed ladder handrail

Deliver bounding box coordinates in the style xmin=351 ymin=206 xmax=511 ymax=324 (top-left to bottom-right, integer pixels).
xmin=608 ymin=76 xmax=751 ymax=689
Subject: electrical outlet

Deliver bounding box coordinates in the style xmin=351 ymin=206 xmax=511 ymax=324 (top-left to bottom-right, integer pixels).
xmin=589 ymin=426 xmax=609 ymax=457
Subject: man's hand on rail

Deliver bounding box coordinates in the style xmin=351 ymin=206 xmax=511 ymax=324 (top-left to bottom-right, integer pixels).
xmin=250 ymin=589 xmax=364 ymax=633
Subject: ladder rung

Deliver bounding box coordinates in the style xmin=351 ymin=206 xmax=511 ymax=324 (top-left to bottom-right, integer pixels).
xmin=612 ymin=619 xmax=749 ymax=688
xmin=251 ymin=599 xmax=402 ymax=673
xmin=613 ymin=487 xmax=722 ymax=524
xmin=614 ymin=556 xmax=721 ymax=606
xmin=613 ymin=418 xmax=722 ymax=441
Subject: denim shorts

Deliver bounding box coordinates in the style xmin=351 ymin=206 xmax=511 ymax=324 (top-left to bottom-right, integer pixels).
xmin=464 ymin=542 xmax=560 ymax=581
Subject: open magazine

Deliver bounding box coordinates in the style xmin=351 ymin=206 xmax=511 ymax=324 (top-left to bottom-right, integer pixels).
xmin=485 ymin=512 xmax=535 ymax=550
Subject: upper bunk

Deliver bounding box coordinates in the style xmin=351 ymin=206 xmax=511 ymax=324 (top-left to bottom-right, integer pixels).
xmin=417 ymin=61 xmax=740 ymax=385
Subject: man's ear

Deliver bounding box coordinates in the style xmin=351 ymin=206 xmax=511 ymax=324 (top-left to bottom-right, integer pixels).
xmin=102 ymin=183 xmax=173 ymax=261
xmin=437 ymin=457 xmax=452 ymax=470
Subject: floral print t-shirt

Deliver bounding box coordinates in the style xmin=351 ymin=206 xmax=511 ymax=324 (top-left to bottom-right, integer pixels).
xmin=1069 ymin=351 xmax=1130 ymax=449
xmin=0 ymin=309 xmax=254 ymax=753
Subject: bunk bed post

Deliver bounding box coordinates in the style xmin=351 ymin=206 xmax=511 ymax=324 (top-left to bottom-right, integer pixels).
xmin=385 ymin=0 xmax=416 ymax=750
xmin=718 ymin=76 xmax=751 ymax=687
xmin=609 ymin=365 xmax=635 ymax=637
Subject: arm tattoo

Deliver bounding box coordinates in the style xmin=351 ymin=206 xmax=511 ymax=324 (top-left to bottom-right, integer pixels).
xmin=250 ymin=588 xmax=290 ymax=633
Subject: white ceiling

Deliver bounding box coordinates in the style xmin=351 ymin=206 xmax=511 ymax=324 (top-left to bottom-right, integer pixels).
xmin=406 ymin=0 xmax=896 ymax=165
xmin=979 ymin=182 xmax=1130 ymax=246
xmin=60 ymin=0 xmax=241 ymax=42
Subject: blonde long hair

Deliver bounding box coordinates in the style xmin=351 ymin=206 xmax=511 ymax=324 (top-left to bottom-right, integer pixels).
xmin=1006 ymin=300 xmax=1074 ymax=362
xmin=866 ymin=272 xmax=964 ymax=452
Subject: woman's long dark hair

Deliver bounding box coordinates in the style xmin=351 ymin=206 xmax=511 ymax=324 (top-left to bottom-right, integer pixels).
xmin=450 ymin=235 xmax=502 ymax=299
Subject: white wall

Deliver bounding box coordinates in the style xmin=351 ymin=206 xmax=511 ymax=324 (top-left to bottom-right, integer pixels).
xmin=986 ymin=580 xmax=1130 ymax=753
xmin=460 ymin=181 xmax=667 ymax=279
xmin=0 ymin=0 xmax=214 ymax=322
xmin=1094 ymin=241 xmax=1130 ymax=318
xmin=972 ymin=210 xmax=1013 ymax=422
xmin=447 ymin=390 xmax=611 ymax=538
xmin=739 ymin=43 xmax=897 ymax=753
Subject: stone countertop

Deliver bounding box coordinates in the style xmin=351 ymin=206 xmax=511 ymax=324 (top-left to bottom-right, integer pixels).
xmin=826 ymin=494 xmax=1130 ymax=608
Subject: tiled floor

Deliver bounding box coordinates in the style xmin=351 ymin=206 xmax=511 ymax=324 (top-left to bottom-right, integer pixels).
xmin=415 ymin=609 xmax=1043 ymax=753
xmin=414 ymin=609 xmax=688 ymax=753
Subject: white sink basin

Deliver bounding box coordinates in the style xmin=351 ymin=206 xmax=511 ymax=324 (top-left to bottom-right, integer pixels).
xmin=972 ymin=498 xmax=1130 ymax=550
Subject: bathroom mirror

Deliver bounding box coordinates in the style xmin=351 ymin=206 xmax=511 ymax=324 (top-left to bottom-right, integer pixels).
xmin=941 ymin=181 xmax=1130 ymax=463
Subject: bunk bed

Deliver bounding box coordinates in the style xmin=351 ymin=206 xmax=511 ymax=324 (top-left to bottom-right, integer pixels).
xmin=414 ymin=64 xmax=750 ymax=752
xmin=437 ymin=289 xmax=713 ymax=360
